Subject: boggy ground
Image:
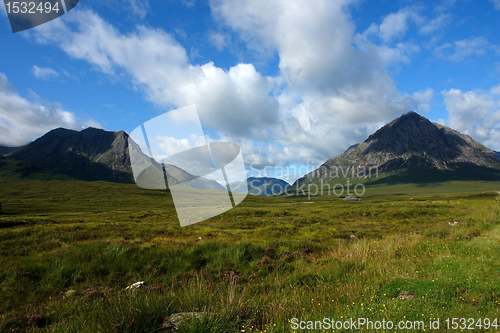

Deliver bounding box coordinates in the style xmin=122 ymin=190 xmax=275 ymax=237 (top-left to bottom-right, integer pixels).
xmin=0 ymin=180 xmax=499 ymax=332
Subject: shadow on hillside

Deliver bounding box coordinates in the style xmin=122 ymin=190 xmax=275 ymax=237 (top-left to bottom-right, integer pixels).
xmin=365 ymin=164 xmax=500 ymax=186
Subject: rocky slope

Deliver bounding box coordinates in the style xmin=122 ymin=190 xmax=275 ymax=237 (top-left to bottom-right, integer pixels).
xmin=9 ymin=128 xmax=133 ymax=182
xmin=295 ymin=112 xmax=500 ymax=186
xmin=5 ymin=127 xmax=225 ymax=190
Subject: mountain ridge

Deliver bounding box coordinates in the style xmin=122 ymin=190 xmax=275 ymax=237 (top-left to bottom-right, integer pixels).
xmin=9 ymin=127 xmax=133 ymax=182
xmin=3 ymin=127 xmax=226 ymax=190
xmin=294 ymin=111 xmax=500 ymax=187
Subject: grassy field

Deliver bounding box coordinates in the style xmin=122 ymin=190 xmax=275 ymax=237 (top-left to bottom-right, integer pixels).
xmin=1 ymin=180 xmax=500 ymax=332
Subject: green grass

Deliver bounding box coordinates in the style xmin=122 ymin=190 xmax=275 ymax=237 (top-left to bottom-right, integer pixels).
xmin=0 ymin=180 xmax=500 ymax=332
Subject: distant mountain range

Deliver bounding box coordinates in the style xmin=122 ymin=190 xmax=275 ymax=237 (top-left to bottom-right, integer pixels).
xmin=0 ymin=127 xmax=225 ymax=190
xmin=230 ymin=177 xmax=291 ymax=196
xmin=294 ymin=111 xmax=500 ymax=187
xmin=3 ymin=111 xmax=500 ymax=192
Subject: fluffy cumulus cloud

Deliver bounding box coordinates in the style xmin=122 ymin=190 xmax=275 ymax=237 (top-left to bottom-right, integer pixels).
xmin=357 ymin=7 xmax=454 ymax=67
xmin=434 ymin=37 xmax=490 ymax=62
xmin=209 ymin=0 xmax=427 ymax=158
xmin=32 ymin=65 xmax=59 ymax=80
xmin=28 ymin=3 xmax=432 ymax=175
xmin=442 ymin=88 xmax=500 ymax=150
xmin=211 ymin=0 xmax=385 ymax=93
xmin=360 ymin=7 xmax=450 ymax=43
xmin=419 ymin=13 xmax=451 ymax=35
xmin=410 ymin=89 xmax=434 ymax=113
xmin=369 ymin=10 xmax=412 ymax=42
xmin=32 ymin=11 xmax=279 ymax=140
xmin=0 ymin=73 xmax=80 ymax=147
xmin=154 ymin=134 xmax=206 ymax=158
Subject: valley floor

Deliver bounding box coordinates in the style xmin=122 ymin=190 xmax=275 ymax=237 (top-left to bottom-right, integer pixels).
xmin=0 ymin=181 xmax=499 ymax=332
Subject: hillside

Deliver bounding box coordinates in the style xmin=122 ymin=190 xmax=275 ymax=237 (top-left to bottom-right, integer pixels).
xmin=295 ymin=112 xmax=500 ymax=187
xmin=2 ymin=127 xmax=225 ymax=190
xmin=230 ymin=176 xmax=291 ymax=196
xmin=0 ymin=156 xmax=75 ymax=181
xmin=0 ymin=145 xmax=24 ymax=157
xmin=9 ymin=128 xmax=132 ymax=182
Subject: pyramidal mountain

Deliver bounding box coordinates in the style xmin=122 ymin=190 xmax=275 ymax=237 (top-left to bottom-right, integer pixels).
xmin=3 ymin=112 xmax=500 ymax=189
xmin=1 ymin=127 xmax=225 ymax=190
xmin=295 ymin=111 xmax=500 ymax=187
xmin=7 ymin=128 xmax=133 ymax=182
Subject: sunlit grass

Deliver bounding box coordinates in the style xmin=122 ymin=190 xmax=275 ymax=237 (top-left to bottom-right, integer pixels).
xmin=0 ymin=180 xmax=499 ymax=332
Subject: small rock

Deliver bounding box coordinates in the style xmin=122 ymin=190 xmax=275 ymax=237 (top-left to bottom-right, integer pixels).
xmin=343 ymin=196 xmax=361 ymax=201
xmin=162 ymin=312 xmax=206 ymax=331
xmin=350 ymin=234 xmax=357 ymax=239
xmin=398 ymin=291 xmax=415 ymax=300
xmin=447 ymin=221 xmax=459 ymax=226
xmin=125 ymin=281 xmax=146 ymax=290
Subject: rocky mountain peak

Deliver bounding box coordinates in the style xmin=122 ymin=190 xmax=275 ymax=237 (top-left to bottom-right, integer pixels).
xmin=9 ymin=127 xmax=133 ymax=182
xmin=296 ymin=111 xmax=500 ymax=186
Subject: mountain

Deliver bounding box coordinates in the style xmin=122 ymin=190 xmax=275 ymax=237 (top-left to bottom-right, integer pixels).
xmin=0 ymin=156 xmax=75 ymax=181
xmin=231 ymin=177 xmax=291 ymax=196
xmin=294 ymin=111 xmax=500 ymax=187
xmin=0 ymin=145 xmax=25 ymax=157
xmin=3 ymin=127 xmax=226 ymax=190
xmin=9 ymin=128 xmax=133 ymax=182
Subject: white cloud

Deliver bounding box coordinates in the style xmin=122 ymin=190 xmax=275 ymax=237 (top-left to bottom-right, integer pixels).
xmin=127 ymin=0 xmax=150 ymax=18
xmin=209 ymin=0 xmax=426 ymax=162
xmin=358 ymin=7 xmax=449 ymax=65
xmin=83 ymin=118 xmax=103 ymax=129
xmin=181 ymin=0 xmax=196 ymax=8
xmin=84 ymin=0 xmax=150 ymax=18
xmin=378 ymin=11 xmax=410 ymax=42
xmin=32 ymin=65 xmax=59 ymax=80
xmin=436 ymin=118 xmax=446 ymax=126
xmin=154 ymin=134 xmax=206 ymax=157
xmin=31 ymin=9 xmax=280 ymax=139
xmin=210 ymin=0 xmax=409 ymax=99
xmin=0 ymin=73 xmax=81 ymax=147
xmin=410 ymin=88 xmax=434 ymax=113
xmin=361 ymin=8 xmax=450 ymax=42
xmin=209 ymin=32 xmax=227 ymax=51
xmin=434 ymin=37 xmax=490 ymax=62
xmin=442 ymin=88 xmax=500 ymax=150
xmin=419 ymin=13 xmax=451 ymax=35
xmin=434 ymin=0 xmax=457 ymax=12
xmin=361 ymin=10 xmax=412 ymax=43
xmin=376 ymin=42 xmax=421 ymax=64
xmin=491 ymin=85 xmax=500 ymax=95
xmin=27 ymin=6 xmax=429 ymax=176
xmin=490 ymin=0 xmax=500 ymax=10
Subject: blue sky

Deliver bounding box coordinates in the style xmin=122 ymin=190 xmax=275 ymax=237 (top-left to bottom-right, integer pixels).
xmin=0 ymin=0 xmax=499 ymax=182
